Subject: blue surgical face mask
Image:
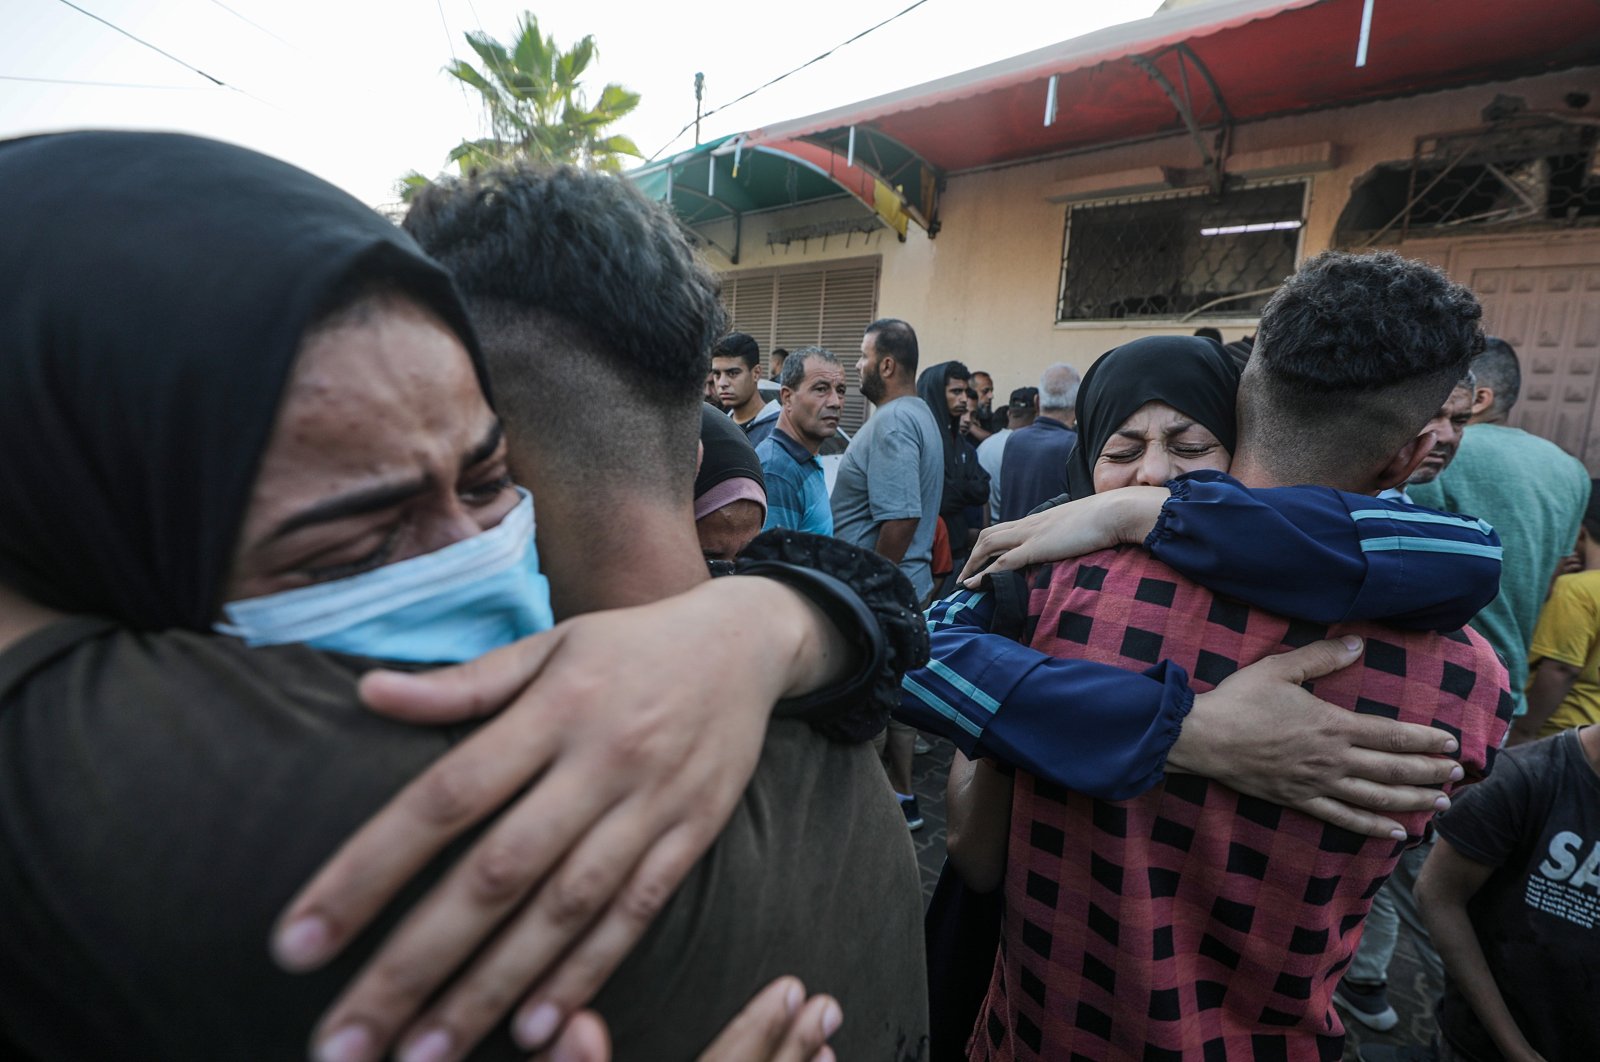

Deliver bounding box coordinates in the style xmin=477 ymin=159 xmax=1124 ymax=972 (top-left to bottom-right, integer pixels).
xmin=215 ymin=488 xmax=554 ymax=662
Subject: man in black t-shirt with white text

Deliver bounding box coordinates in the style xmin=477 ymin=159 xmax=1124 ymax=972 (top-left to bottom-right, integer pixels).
xmin=1413 ymin=725 xmax=1600 ymax=1061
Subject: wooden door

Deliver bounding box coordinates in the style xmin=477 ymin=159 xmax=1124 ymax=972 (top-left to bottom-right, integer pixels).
xmin=1453 ymin=240 xmax=1600 ymax=472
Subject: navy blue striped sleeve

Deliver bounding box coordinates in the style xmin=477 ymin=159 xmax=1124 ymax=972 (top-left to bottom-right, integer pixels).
xmin=1148 ymin=470 xmax=1501 ymax=632
xmin=897 ymin=472 xmax=1500 ymax=798
xmin=898 ymin=589 xmax=1194 ymax=800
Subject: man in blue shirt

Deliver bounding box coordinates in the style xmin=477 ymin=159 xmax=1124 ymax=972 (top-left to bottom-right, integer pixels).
xmin=755 ymin=346 xmax=846 ymax=535
xmin=998 ymin=361 xmax=1080 ymax=519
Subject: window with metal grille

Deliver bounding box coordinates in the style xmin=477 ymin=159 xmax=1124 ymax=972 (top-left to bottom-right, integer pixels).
xmin=1336 ymin=116 xmax=1600 ymax=245
xmin=720 ymin=258 xmax=880 ymax=435
xmin=1057 ymin=181 xmax=1306 ymax=321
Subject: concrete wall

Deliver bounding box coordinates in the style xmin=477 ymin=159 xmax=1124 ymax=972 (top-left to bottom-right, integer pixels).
xmin=693 ymin=66 xmax=1600 ymax=396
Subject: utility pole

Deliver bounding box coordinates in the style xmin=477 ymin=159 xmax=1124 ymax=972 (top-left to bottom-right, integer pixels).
xmin=694 ymin=72 xmax=704 ymax=145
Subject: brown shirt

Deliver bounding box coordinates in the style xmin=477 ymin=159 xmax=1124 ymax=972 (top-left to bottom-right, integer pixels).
xmin=0 ymin=619 xmax=927 ymax=1060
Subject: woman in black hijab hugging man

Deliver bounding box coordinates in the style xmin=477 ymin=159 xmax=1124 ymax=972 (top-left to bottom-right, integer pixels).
xmin=0 ymin=133 xmax=929 ymax=1061
xmin=1059 ymin=335 xmax=1240 ymax=501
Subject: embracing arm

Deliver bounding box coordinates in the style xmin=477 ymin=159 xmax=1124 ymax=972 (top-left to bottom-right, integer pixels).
xmin=962 ymin=471 xmax=1501 ymax=632
xmin=1148 ymin=472 xmax=1501 ymax=631
xmin=902 ymin=588 xmax=1462 ymax=830
xmin=899 ymin=588 xmax=1191 ymax=801
xmin=901 ymin=589 xmax=1461 ymax=834
xmin=276 ymin=543 xmax=924 ymax=1062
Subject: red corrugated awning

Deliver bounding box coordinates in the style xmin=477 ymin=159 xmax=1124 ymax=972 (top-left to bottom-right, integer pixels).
xmin=745 ymin=0 xmax=1600 ymax=175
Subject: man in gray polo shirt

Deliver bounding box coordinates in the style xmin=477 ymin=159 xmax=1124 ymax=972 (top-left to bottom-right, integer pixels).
xmin=831 ymin=316 xmax=943 ymax=826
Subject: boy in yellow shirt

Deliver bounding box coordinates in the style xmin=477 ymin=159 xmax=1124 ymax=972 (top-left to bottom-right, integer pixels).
xmin=1528 ymin=484 xmax=1600 ymax=736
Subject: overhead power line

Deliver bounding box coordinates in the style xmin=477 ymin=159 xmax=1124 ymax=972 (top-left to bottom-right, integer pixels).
xmin=205 ymin=0 xmax=298 ymax=51
xmin=55 ymin=0 xmax=224 ymax=85
xmin=432 ymin=0 xmax=470 ymax=103
xmin=0 ymin=73 xmax=219 ymax=89
xmin=52 ymin=0 xmax=278 ymax=108
xmin=647 ymin=0 xmax=935 ymax=162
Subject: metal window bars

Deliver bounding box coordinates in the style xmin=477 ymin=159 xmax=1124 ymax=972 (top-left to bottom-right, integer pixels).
xmin=1056 ymin=181 xmax=1306 ymax=322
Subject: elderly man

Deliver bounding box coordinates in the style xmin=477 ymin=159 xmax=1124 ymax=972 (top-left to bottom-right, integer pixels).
xmin=1374 ymin=373 xmax=1475 ymax=505
xmin=1411 ymin=338 xmax=1590 ymax=741
xmin=755 ymin=346 xmax=847 ymax=535
xmin=999 ymin=362 xmax=1081 ymax=520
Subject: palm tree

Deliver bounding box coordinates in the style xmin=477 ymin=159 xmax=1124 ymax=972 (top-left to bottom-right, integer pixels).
xmin=395 ymin=15 xmax=640 ymax=201
xmin=446 ymin=13 xmax=640 ymax=173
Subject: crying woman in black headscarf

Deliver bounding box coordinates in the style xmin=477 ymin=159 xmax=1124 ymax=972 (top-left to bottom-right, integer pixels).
xmin=957 ymin=333 xmax=1239 ymax=582
xmin=0 ymin=132 xmax=927 ymax=1061
xmin=1064 ymin=334 xmax=1240 ymax=499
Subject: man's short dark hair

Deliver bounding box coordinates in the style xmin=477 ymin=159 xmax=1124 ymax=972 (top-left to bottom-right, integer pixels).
xmin=864 ymin=318 xmax=918 ymax=375
xmin=713 ymin=332 xmax=760 ymax=369
xmin=778 ymin=346 xmax=838 ymax=389
xmin=940 ymin=360 xmax=971 ymax=386
xmin=1472 ymin=336 xmax=1521 ymax=417
xmin=1193 ymin=326 xmax=1223 ymax=343
xmin=403 ymin=163 xmax=722 ymax=500
xmin=1240 ymin=250 xmax=1485 ymax=487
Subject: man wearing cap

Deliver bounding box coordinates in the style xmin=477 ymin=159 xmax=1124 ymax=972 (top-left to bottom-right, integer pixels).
xmin=976 ymin=386 xmax=1038 ymax=523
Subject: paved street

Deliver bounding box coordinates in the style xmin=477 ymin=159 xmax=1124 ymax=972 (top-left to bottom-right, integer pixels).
xmin=908 ymin=733 xmax=956 ymax=904
xmin=907 ymin=736 xmax=1443 ymax=1061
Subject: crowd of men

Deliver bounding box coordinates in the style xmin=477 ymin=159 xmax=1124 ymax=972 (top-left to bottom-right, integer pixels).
xmin=706 ymin=285 xmax=1598 ymax=1062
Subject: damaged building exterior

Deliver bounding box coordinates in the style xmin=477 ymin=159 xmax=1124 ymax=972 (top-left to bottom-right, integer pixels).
xmin=631 ymin=0 xmax=1600 ymax=467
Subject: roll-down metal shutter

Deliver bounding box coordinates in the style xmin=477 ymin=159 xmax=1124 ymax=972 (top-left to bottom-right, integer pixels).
xmin=720 ymin=257 xmax=881 ymax=434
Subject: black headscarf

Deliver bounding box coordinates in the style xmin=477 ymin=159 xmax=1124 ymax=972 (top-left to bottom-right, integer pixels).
xmin=0 ymin=132 xmax=487 ymax=631
xmin=1064 ymin=336 xmax=1241 ymax=499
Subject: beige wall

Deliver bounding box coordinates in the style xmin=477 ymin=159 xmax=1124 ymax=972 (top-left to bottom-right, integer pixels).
xmin=695 ymin=66 xmax=1600 ymax=395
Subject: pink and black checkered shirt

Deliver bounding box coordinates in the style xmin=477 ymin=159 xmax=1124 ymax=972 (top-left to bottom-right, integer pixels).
xmin=971 ymin=547 xmax=1511 ymax=1062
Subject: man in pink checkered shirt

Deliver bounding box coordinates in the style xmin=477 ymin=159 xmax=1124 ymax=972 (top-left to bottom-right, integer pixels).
xmin=950 ymin=251 xmax=1512 ymax=1061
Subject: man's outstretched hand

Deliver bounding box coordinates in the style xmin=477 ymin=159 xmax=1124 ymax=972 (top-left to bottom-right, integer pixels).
xmin=272 ymin=576 xmax=849 ymax=1062
xmin=1169 ymin=636 xmax=1465 ymax=839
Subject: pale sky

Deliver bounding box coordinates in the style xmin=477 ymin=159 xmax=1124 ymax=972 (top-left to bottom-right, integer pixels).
xmin=2 ymin=0 xmax=1161 ymax=207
